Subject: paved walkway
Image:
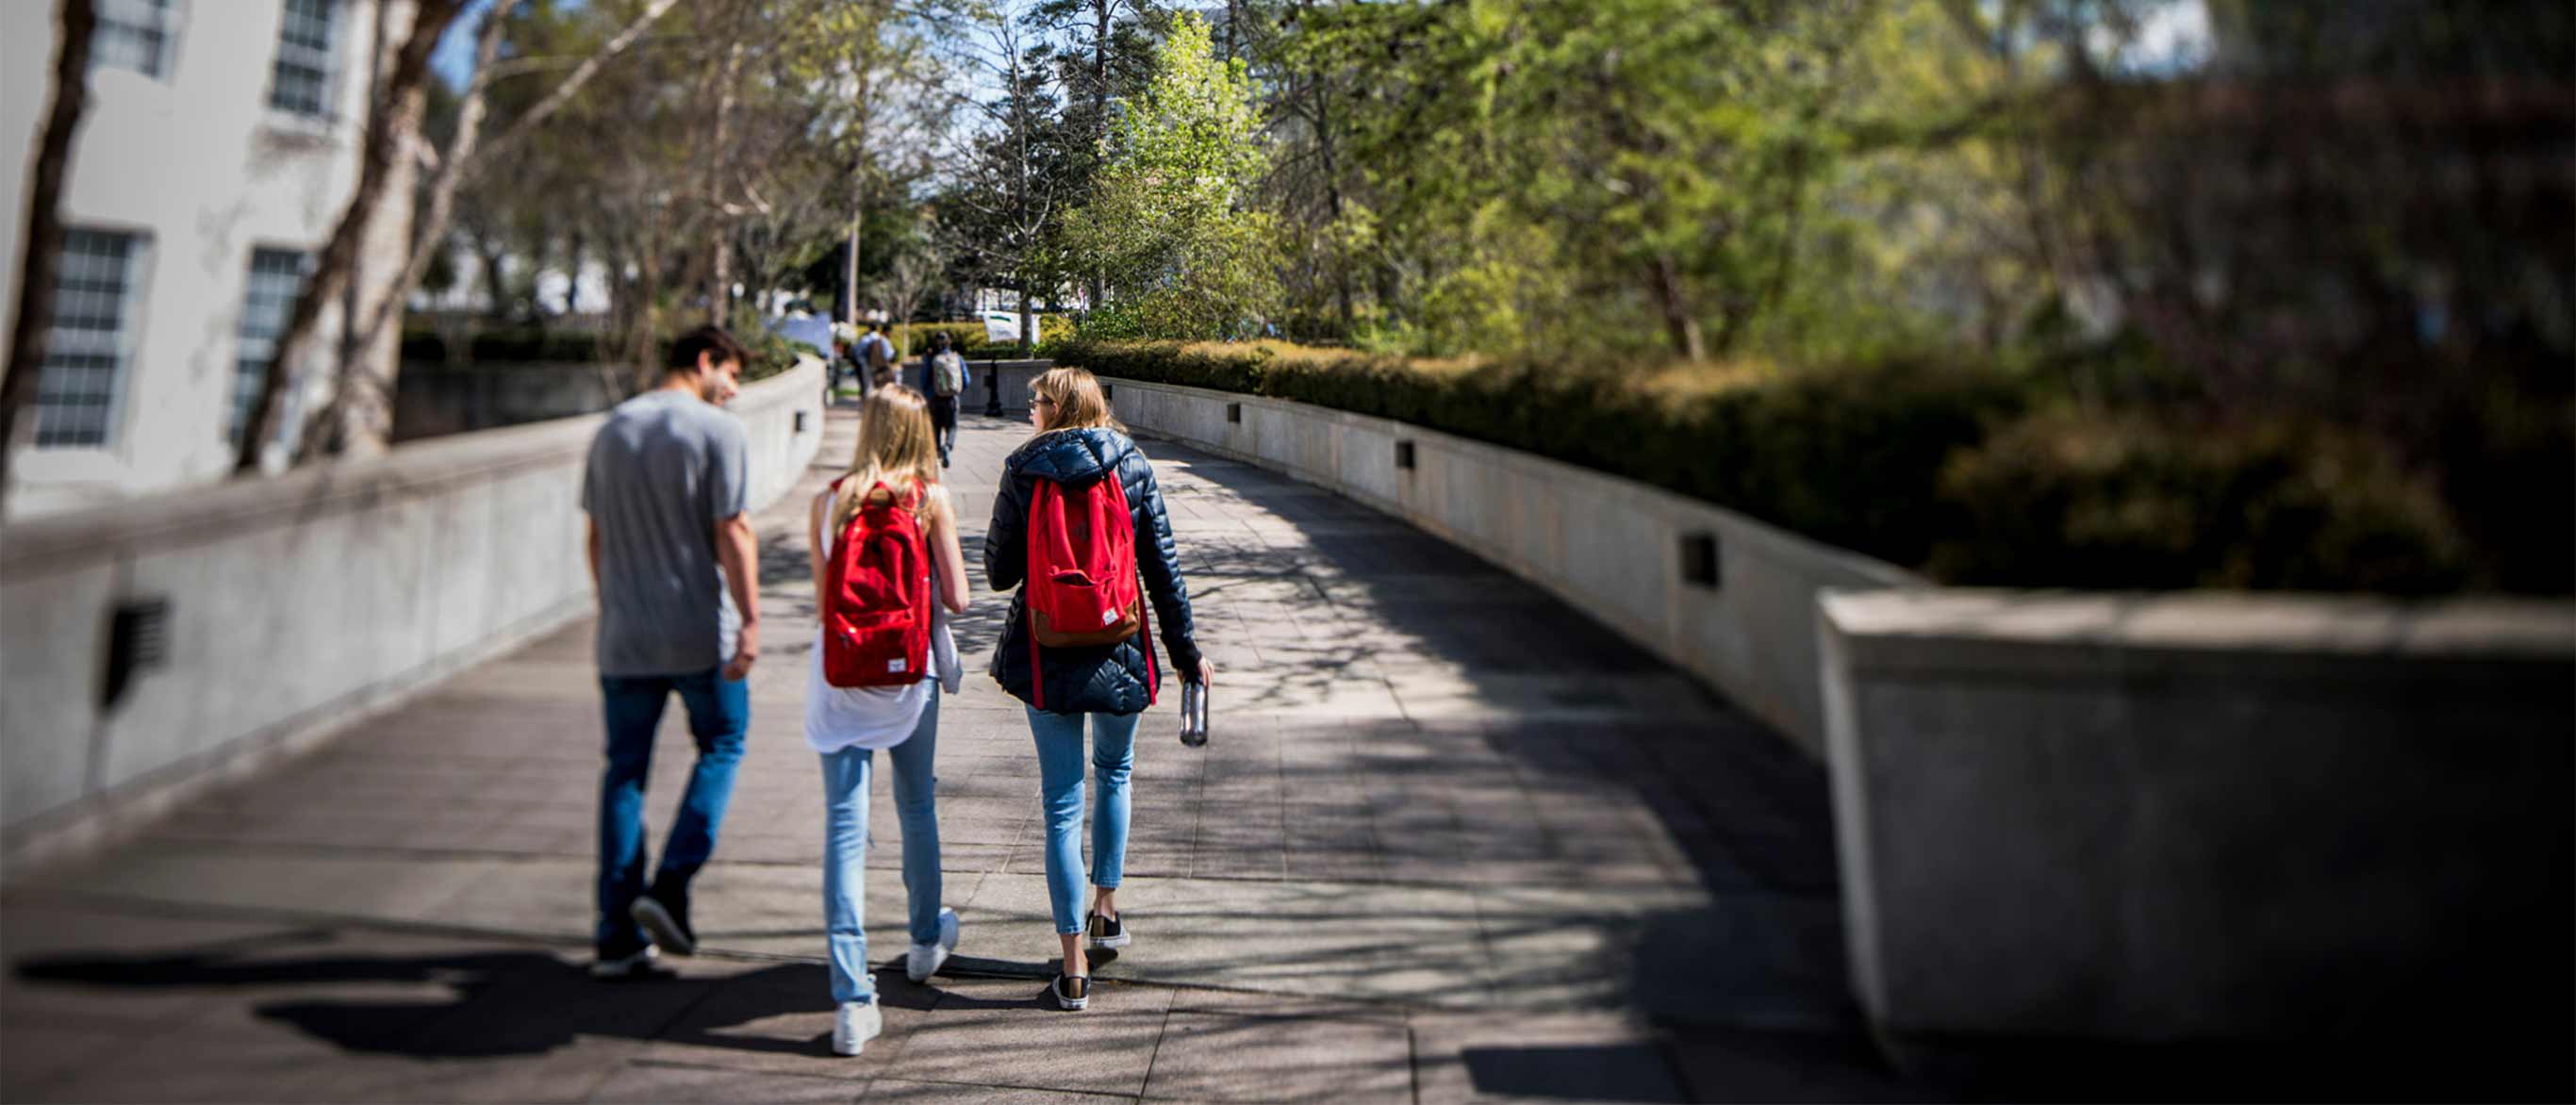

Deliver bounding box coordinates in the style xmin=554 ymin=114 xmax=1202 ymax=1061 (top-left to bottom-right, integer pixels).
xmin=0 ymin=406 xmax=1924 ymax=1102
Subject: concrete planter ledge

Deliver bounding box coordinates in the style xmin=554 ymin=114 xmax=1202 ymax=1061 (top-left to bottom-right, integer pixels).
xmin=1818 ymin=585 xmax=2574 ymax=1065
xmin=1100 ymin=376 xmax=1921 ymax=754
xmin=1821 ymin=590 xmax=2576 ymax=682
xmin=0 ymin=359 xmax=826 ymax=880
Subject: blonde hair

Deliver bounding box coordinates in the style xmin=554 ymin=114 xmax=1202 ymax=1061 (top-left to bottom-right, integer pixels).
xmin=1030 ymin=367 xmax=1124 ymax=435
xmin=833 ymin=386 xmax=941 ymax=533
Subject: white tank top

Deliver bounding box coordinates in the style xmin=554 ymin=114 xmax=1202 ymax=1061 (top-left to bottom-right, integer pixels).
xmin=803 ymin=487 xmax=959 ymax=753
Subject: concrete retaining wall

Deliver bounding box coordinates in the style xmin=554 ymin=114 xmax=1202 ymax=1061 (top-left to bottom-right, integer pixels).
xmin=1103 ymin=378 xmax=1918 ymax=753
xmin=1819 ymin=589 xmax=2575 ymax=1049
xmin=0 ymin=358 xmax=826 ymax=879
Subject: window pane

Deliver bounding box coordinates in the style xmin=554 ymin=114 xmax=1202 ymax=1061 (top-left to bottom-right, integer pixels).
xmin=34 ymin=230 xmax=148 ymax=450
xmin=229 ymin=249 xmax=310 ymax=446
xmin=268 ymin=0 xmax=339 ymax=116
xmin=91 ymin=0 xmax=173 ymax=78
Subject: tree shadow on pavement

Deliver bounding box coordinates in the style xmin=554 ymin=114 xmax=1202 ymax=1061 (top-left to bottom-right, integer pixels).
xmin=12 ymin=935 xmax=1040 ymax=1061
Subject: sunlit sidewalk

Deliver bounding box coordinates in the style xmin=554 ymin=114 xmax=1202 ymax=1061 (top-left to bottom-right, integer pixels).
xmin=0 ymin=405 xmax=1914 ymax=1102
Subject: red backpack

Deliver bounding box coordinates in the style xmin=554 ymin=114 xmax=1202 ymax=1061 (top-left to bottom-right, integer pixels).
xmin=821 ymin=478 xmax=933 ymax=688
xmin=1025 ymin=472 xmax=1153 ymax=709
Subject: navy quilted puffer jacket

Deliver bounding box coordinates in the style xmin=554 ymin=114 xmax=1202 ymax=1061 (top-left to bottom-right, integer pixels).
xmin=985 ymin=427 xmax=1202 ymax=715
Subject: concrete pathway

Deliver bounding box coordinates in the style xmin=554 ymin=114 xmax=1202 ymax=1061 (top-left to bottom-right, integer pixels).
xmin=0 ymin=406 xmax=1925 ymax=1102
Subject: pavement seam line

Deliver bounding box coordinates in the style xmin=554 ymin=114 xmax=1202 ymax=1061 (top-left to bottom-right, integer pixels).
xmin=1135 ymin=988 xmax=1180 ymax=1101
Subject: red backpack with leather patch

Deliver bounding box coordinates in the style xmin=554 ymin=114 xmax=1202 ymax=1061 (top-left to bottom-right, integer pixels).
xmin=821 ymin=479 xmax=933 ymax=687
xmin=1024 ymin=472 xmax=1153 ymax=708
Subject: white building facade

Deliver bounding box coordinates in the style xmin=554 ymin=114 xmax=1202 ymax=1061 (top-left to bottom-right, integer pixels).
xmin=1 ymin=0 xmax=413 ymax=518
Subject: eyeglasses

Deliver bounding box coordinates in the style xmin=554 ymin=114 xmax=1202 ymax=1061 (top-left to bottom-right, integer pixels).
xmin=1031 ymin=396 xmax=1057 ymax=407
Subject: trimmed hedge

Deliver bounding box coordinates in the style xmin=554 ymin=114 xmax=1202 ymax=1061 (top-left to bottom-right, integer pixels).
xmin=890 ymin=322 xmax=990 ymax=355
xmin=1055 ymin=339 xmax=2025 ymax=570
xmin=1052 ymin=338 xmax=2490 ymax=592
xmin=403 ymin=326 xmax=807 ymax=382
xmin=399 ymin=328 xmax=607 ymax=364
xmin=1929 ymin=416 xmax=2469 ymax=593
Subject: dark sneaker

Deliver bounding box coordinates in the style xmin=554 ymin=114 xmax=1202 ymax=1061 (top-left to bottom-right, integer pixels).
xmin=1050 ymin=973 xmax=1089 ymax=1011
xmin=631 ymin=885 xmax=697 ymax=956
xmin=590 ymin=943 xmax=672 ymax=981
xmin=1086 ymin=911 xmax=1129 ymax=950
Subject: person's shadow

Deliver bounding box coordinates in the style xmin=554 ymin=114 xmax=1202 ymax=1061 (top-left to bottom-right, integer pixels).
xmin=14 ymin=932 xmax=1055 ymax=1060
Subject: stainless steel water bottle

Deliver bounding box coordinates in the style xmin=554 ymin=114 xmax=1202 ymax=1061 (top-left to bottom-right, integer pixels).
xmin=1179 ymin=678 xmax=1209 ymax=747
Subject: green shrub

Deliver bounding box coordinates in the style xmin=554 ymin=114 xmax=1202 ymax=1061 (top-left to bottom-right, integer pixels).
xmin=400 ymin=329 xmax=448 ymax=362
xmin=473 ymin=329 xmax=602 ymax=362
xmin=1929 ymin=414 xmax=2472 ymax=593
xmin=890 ymin=322 xmax=990 ymax=355
xmin=1054 ymin=338 xmax=2027 ymax=571
xmin=397 ymin=327 xmax=606 ymax=364
xmin=724 ymin=316 xmax=806 ymax=382
xmin=1053 ymin=338 xmax=2495 ymax=591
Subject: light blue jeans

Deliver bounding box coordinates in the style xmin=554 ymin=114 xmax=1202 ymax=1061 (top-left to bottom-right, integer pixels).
xmin=1025 ymin=706 xmax=1141 ymax=936
xmin=820 ymin=692 xmax=943 ymax=1004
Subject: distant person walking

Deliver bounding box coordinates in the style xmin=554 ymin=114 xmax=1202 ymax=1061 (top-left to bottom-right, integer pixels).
xmin=985 ymin=367 xmax=1212 ymax=1011
xmin=857 ymin=322 xmax=896 ymax=393
xmin=804 ymin=386 xmax=970 ymax=1057
xmin=916 ymin=331 xmax=971 ymax=468
xmin=581 ymin=325 xmax=763 ymax=979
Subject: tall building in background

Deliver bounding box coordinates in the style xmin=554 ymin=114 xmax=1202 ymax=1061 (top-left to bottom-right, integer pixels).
xmin=0 ymin=0 xmax=416 ymax=519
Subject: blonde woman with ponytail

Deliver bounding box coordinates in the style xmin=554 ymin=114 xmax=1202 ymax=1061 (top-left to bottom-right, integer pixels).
xmin=802 ymin=386 xmax=969 ymax=1057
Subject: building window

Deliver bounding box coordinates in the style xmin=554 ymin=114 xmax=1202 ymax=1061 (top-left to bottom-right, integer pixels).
xmin=230 ymin=249 xmax=310 ymax=447
xmin=34 ymin=230 xmax=150 ymax=450
xmin=268 ymin=0 xmax=339 ymax=118
xmin=91 ymin=0 xmax=176 ymax=78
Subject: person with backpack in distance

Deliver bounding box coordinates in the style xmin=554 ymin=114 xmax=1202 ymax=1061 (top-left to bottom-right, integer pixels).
xmin=985 ymin=367 xmax=1213 ymax=1011
xmin=806 ymin=385 xmax=971 ymax=1056
xmin=857 ymin=321 xmax=895 ymax=393
xmin=916 ymin=330 xmax=972 ymax=468
xmin=583 ymin=325 xmax=760 ymax=980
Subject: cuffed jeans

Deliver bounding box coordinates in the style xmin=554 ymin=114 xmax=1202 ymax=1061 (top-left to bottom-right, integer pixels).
xmin=597 ymin=668 xmax=749 ymax=953
xmin=821 ymin=693 xmax=945 ymax=1003
xmin=1025 ymin=706 xmax=1140 ymax=936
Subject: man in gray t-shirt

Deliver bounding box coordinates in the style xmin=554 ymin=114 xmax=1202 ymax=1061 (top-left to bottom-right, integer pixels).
xmin=580 ymin=324 xmax=762 ymax=979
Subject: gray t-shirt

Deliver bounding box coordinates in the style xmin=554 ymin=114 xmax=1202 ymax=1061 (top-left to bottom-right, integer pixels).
xmin=583 ymin=389 xmax=750 ymax=677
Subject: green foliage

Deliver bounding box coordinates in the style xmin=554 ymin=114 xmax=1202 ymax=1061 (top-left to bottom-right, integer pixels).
xmin=398 ymin=328 xmax=604 ymax=364
xmin=1931 ymin=415 xmax=2473 ymax=594
xmin=1065 ymin=13 xmax=1280 ymax=339
xmin=1058 ymin=338 xmax=2499 ymax=592
xmin=1057 ymin=338 xmax=2026 ymax=569
xmin=728 ymin=322 xmax=807 ymax=383
xmin=888 ymin=322 xmax=992 ymax=356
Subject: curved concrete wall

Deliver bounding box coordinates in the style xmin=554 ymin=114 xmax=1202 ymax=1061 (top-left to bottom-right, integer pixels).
xmin=1104 ymin=377 xmax=1919 ymax=753
xmin=0 ymin=358 xmax=826 ymax=878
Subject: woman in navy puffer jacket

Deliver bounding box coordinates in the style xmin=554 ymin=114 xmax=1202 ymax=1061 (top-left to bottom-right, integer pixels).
xmin=984 ymin=366 xmax=1208 ymax=1011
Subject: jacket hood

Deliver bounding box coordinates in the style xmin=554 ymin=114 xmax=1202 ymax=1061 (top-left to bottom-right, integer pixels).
xmin=1012 ymin=427 xmax=1133 ymax=485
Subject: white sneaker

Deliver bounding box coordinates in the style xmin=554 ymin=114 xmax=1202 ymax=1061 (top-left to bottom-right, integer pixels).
xmin=588 ymin=945 xmax=667 ymax=981
xmin=906 ymin=907 xmax=961 ymax=983
xmin=832 ymin=1001 xmax=883 ymax=1057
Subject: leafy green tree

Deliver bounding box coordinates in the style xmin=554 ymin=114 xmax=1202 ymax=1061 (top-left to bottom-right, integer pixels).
xmin=1067 ymin=12 xmax=1280 ymax=338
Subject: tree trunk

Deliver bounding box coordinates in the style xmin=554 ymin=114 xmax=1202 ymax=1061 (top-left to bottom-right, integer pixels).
xmin=1649 ymin=252 xmax=1705 ymax=361
xmin=843 ymin=219 xmax=862 ymax=324
xmin=475 ymin=238 xmax=510 ymax=322
xmin=310 ymin=0 xmax=411 ymax=461
xmin=1086 ymin=0 xmax=1110 ymax=312
xmin=236 ymin=0 xmax=466 ymax=474
xmin=0 ymin=0 xmax=96 ymax=510
xmin=1313 ymin=66 xmax=1353 ymax=336
xmin=702 ymin=12 xmax=747 ymax=325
